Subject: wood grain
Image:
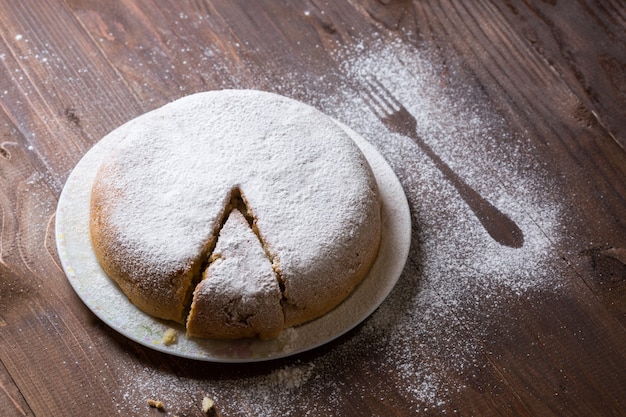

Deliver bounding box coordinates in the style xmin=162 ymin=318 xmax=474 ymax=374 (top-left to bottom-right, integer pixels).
xmin=1 ymin=1 xmax=625 ymax=416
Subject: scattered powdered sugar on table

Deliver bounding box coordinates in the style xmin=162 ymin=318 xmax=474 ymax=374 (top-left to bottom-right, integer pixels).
xmin=109 ymin=39 xmax=565 ymax=415
xmin=322 ymin=39 xmax=563 ymax=409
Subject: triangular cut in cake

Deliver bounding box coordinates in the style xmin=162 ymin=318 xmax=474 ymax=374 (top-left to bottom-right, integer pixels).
xmin=186 ymin=207 xmax=284 ymax=339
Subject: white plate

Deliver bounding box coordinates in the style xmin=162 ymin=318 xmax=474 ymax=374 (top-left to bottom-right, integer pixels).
xmin=55 ymin=119 xmax=411 ymax=362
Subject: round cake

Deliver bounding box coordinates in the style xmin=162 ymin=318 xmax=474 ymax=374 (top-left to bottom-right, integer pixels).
xmin=89 ymin=90 xmax=382 ymax=339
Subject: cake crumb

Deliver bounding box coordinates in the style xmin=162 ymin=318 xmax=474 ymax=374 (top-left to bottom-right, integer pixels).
xmin=202 ymin=396 xmax=215 ymax=413
xmin=147 ymin=398 xmax=164 ymax=409
xmin=162 ymin=328 xmax=177 ymax=345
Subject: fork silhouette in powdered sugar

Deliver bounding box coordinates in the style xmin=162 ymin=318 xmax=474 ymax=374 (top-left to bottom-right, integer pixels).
xmin=364 ymin=78 xmax=524 ymax=249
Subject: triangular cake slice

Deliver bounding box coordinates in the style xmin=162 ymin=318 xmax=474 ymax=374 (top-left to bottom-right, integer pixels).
xmin=186 ymin=208 xmax=284 ymax=339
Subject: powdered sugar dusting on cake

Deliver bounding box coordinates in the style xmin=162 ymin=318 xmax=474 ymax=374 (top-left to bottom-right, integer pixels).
xmin=91 ymin=89 xmax=381 ymax=328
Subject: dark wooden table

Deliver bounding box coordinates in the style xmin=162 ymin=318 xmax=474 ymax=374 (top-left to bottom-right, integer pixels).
xmin=1 ymin=1 xmax=625 ymax=416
